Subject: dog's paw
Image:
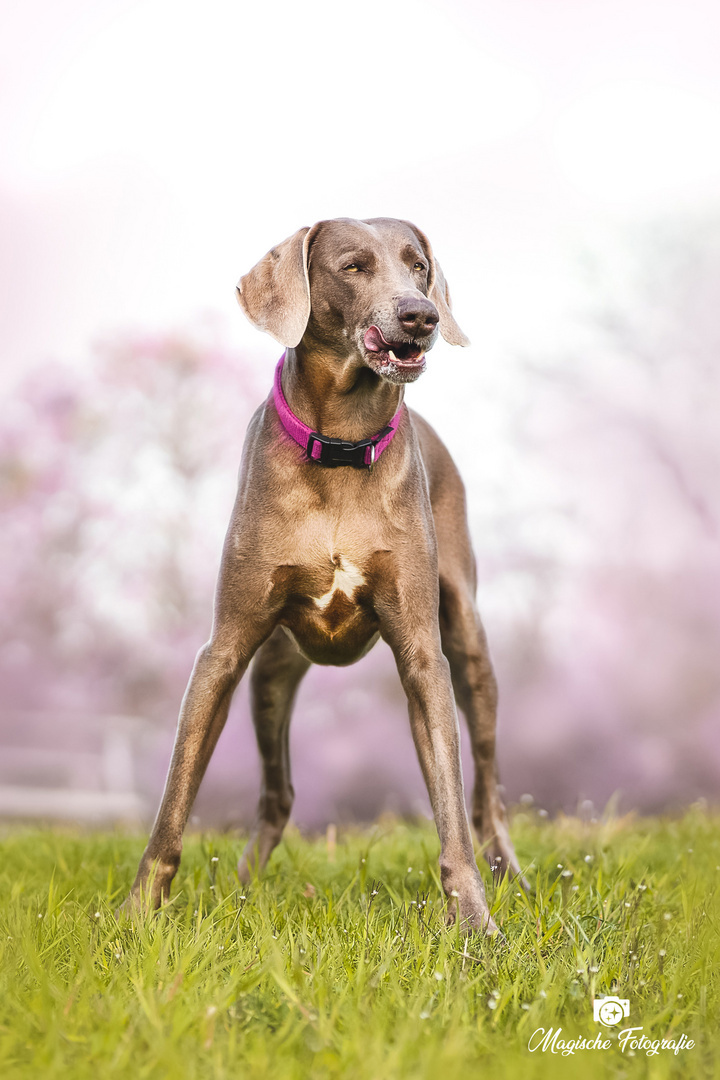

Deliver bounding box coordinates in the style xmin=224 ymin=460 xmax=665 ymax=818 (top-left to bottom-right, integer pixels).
xmin=443 ymin=873 xmax=500 ymax=939
xmin=114 ymin=877 xmax=168 ymax=922
xmin=476 ymin=821 xmax=531 ymax=892
xmin=445 ymin=902 xmax=500 ymax=939
xmin=484 ymin=846 xmax=531 ymax=893
xmin=114 ymin=892 xmax=148 ymax=923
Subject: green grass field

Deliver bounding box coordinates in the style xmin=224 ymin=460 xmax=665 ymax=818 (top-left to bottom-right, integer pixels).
xmin=1 ymin=806 xmax=718 ymax=1079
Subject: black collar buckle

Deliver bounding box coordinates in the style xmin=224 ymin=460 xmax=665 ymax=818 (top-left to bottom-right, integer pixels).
xmin=306 ymin=426 xmax=393 ymax=469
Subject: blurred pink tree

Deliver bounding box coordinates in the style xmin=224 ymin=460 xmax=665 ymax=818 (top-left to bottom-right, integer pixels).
xmin=487 ymin=216 xmax=720 ymax=812
xmin=0 ymin=330 xmax=262 ymax=719
xmin=1 ymin=218 xmax=719 ymax=822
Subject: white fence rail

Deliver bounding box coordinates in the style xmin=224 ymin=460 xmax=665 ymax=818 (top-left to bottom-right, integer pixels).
xmin=0 ymin=712 xmax=153 ymax=823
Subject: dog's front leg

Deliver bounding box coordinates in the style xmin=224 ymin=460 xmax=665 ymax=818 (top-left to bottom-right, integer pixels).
xmin=119 ymin=637 xmax=247 ymax=912
xmin=120 ymin=561 xmax=276 ymax=914
xmin=377 ymin=579 xmax=497 ymax=935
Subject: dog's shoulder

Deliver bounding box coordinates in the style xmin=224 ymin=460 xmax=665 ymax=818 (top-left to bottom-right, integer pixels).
xmin=407 ymin=408 xmax=467 ymax=504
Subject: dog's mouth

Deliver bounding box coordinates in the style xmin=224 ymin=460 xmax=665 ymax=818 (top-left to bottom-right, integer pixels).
xmin=363 ymin=326 xmax=428 ymax=381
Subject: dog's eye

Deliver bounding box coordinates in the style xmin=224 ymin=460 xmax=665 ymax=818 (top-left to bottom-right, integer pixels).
xmin=343 ymin=263 xmax=361 ymax=273
xmin=413 ymin=261 xmax=427 ymax=272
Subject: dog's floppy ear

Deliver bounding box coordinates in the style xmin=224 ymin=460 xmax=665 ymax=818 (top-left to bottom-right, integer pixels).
xmin=236 ymin=224 xmax=321 ymax=347
xmin=429 ymin=259 xmax=471 ymax=347
xmin=401 ymin=221 xmax=470 ymax=347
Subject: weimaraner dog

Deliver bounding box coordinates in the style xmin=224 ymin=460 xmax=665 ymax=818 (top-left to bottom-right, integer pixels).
xmin=123 ymin=217 xmax=526 ymax=933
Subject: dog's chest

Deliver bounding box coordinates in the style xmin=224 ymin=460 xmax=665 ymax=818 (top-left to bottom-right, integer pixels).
xmin=271 ymin=548 xmax=371 ymax=615
xmin=270 ymin=542 xmax=381 ymax=666
xmin=313 ymin=556 xmax=365 ymax=610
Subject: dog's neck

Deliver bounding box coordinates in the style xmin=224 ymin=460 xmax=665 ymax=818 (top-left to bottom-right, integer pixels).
xmin=281 ymin=344 xmax=404 ymax=442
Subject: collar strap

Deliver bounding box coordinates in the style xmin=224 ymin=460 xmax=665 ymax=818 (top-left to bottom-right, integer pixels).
xmin=272 ymin=353 xmax=403 ymax=469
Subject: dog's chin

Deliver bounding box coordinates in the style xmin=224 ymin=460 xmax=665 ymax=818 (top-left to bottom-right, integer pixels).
xmin=364 ymin=354 xmax=427 ymax=384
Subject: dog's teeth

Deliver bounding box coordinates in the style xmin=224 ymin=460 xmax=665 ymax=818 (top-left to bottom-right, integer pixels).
xmin=416 ymin=353 xmax=425 ymax=363
xmin=388 ymin=349 xmax=397 ymax=362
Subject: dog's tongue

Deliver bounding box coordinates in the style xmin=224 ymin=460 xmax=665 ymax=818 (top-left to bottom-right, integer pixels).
xmin=363 ymin=326 xmax=425 ymax=365
xmin=364 ymin=326 xmax=391 ymax=353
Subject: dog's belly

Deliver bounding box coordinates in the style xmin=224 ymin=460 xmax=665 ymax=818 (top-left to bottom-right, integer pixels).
xmin=273 ymin=555 xmax=381 ymax=666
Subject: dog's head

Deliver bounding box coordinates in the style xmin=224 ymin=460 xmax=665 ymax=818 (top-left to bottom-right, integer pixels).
xmin=236 ymin=217 xmax=469 ymax=385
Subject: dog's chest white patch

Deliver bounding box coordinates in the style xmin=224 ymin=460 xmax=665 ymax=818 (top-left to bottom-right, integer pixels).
xmin=314 ymin=557 xmax=365 ymax=610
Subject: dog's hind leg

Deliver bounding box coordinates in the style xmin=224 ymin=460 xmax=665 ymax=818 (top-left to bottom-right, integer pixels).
xmin=438 ymin=577 xmax=528 ymax=889
xmin=238 ymin=626 xmax=311 ymax=882
xmin=417 ymin=412 xmax=528 ymax=890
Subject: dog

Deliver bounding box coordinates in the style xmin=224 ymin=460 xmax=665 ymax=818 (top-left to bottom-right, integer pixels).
xmin=122 ymin=217 xmax=526 ymax=933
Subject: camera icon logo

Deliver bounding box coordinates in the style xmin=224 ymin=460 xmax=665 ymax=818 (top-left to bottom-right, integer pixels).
xmin=593 ymin=996 xmax=630 ymax=1027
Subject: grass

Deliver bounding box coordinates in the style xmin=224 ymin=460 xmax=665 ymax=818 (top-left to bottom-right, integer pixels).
xmin=0 ymin=806 xmax=719 ymax=1079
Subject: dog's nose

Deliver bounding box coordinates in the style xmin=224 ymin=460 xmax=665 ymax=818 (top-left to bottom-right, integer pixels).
xmin=396 ymin=296 xmax=439 ymax=336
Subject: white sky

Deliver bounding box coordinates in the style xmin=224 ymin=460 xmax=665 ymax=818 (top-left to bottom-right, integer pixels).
xmin=2 ymin=0 xmax=719 ymax=375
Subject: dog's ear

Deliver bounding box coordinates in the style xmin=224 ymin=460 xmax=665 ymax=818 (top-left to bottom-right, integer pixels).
xmin=236 ymin=225 xmax=320 ymax=347
xmin=429 ymin=259 xmax=471 ymax=347
xmin=401 ymin=221 xmax=470 ymax=347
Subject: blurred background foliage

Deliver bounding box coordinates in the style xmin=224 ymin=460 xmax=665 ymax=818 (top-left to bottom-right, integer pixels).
xmin=1 ymin=219 xmax=718 ymax=825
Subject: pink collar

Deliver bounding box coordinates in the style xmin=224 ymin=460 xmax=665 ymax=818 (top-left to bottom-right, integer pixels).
xmin=272 ymin=352 xmax=404 ymax=469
